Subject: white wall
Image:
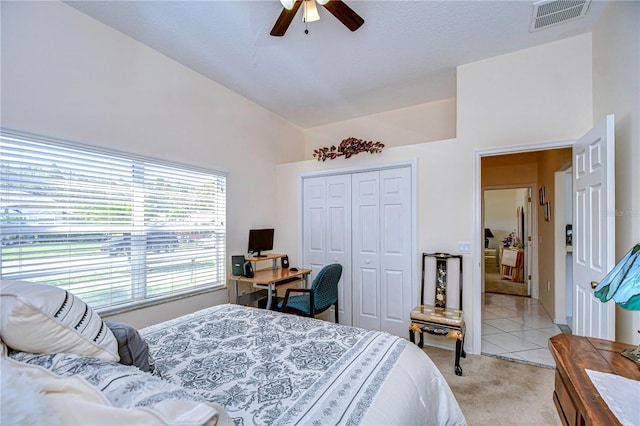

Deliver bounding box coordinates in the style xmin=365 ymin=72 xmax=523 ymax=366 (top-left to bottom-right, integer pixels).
xmin=458 ymin=34 xmax=592 ymax=351
xmin=564 ymin=173 xmax=573 ymax=321
xmin=303 ymin=97 xmax=456 ymax=159
xmin=456 ymin=33 xmax=593 ymax=147
xmin=0 ymin=1 xmax=305 ymax=328
xmin=484 ymin=188 xmax=527 ymax=249
xmin=276 ymin=33 xmax=594 ymax=354
xmin=553 ymin=171 xmax=568 ymax=324
xmin=277 ymin=35 xmax=592 ymax=353
xmin=592 ymin=1 xmax=640 ymax=345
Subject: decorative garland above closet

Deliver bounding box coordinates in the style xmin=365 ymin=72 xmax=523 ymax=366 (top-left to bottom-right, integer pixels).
xmin=313 ymin=137 xmax=384 ymax=161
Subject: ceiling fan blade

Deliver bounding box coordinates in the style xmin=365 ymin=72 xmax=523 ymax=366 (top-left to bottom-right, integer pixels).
xmin=270 ymin=0 xmax=303 ymax=36
xmin=322 ymin=0 xmax=364 ymax=32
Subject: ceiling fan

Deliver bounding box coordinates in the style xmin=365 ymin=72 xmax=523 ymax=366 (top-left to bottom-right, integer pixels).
xmin=270 ymin=0 xmax=364 ymax=36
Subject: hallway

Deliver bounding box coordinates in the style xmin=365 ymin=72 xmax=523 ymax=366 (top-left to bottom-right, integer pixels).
xmin=481 ymin=292 xmax=562 ymax=368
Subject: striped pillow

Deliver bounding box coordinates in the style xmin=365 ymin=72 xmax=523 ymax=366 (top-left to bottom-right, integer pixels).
xmin=0 ymin=280 xmax=119 ymax=361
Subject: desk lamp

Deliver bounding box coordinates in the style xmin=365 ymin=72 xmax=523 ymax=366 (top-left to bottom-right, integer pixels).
xmin=594 ymin=243 xmax=640 ymax=363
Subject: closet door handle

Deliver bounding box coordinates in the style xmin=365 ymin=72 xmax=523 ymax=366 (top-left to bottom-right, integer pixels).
xmin=334 ymin=257 xmax=339 ymax=262
xmin=365 ymin=258 xmax=371 ymax=264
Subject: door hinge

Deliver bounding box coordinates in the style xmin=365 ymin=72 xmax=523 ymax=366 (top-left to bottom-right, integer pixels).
xmin=527 ymin=236 xmax=532 ymax=241
xmin=528 ymin=197 xmax=532 ymax=203
xmin=528 ymin=275 xmax=532 ymax=281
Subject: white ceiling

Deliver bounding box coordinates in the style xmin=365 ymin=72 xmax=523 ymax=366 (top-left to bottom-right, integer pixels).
xmin=64 ymin=0 xmax=608 ymax=128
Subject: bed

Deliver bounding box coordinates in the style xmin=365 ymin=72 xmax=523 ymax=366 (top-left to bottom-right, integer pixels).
xmin=2 ymin=280 xmax=465 ymax=425
xmin=144 ymin=304 xmax=465 ymax=425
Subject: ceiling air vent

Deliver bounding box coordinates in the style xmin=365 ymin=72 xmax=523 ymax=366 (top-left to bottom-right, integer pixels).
xmin=530 ymin=0 xmax=591 ymax=32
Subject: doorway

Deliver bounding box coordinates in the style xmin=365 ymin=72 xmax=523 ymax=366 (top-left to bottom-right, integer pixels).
xmin=483 ymin=187 xmax=531 ymax=297
xmin=471 ymin=144 xmax=573 ymax=355
xmin=478 ymin=150 xmax=574 ymax=364
xmin=472 ymin=117 xmax=615 ymax=357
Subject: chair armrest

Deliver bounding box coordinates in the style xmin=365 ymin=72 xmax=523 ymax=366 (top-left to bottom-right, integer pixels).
xmin=284 ymin=288 xmax=313 ymax=296
xmin=281 ymin=288 xmax=315 ymax=316
xmin=282 ymin=288 xmax=313 ymax=305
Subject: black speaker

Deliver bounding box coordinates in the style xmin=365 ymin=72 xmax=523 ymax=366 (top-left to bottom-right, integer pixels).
xmin=281 ymin=255 xmax=289 ymax=269
xmin=231 ymin=255 xmax=245 ymax=276
xmin=243 ymin=261 xmax=254 ymax=278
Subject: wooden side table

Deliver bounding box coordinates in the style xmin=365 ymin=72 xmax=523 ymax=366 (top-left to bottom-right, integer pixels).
xmin=549 ymin=334 xmax=640 ymax=425
xmin=501 ymin=248 xmax=524 ymax=282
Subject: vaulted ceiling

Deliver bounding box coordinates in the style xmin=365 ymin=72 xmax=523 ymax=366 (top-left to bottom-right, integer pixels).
xmin=65 ymin=0 xmax=608 ymax=128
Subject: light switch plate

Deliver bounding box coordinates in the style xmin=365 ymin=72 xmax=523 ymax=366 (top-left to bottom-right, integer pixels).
xmin=457 ymin=242 xmax=470 ymax=253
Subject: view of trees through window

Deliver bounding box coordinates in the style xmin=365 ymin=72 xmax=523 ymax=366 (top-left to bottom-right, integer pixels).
xmin=1 ymin=130 xmax=226 ymax=312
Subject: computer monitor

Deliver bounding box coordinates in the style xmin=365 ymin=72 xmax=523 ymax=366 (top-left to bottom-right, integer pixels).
xmin=248 ymin=228 xmax=274 ymax=257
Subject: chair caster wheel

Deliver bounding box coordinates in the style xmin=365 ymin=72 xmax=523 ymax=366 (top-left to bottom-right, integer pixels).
xmin=455 ymin=366 xmax=462 ymax=376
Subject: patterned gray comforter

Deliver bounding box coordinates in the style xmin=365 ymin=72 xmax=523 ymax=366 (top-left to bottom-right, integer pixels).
xmin=140 ymin=304 xmax=408 ymax=426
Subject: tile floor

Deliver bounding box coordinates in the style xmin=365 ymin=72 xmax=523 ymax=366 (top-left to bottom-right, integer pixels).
xmin=481 ymin=292 xmax=563 ymax=368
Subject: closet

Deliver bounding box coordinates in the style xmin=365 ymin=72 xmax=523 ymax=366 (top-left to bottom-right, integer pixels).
xmin=301 ymin=164 xmax=414 ymax=336
xmin=303 ymin=174 xmax=353 ymax=325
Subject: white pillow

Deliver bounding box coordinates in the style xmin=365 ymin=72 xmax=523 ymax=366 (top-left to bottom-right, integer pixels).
xmin=0 ymin=280 xmax=119 ymax=361
xmin=0 ymin=358 xmax=61 ymax=426
xmin=2 ymin=356 xmax=227 ymax=426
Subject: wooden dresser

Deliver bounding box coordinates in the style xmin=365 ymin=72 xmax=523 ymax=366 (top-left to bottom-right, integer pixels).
xmin=549 ymin=334 xmax=640 ymax=425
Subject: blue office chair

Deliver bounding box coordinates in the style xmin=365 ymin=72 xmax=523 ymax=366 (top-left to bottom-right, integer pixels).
xmin=278 ymin=263 xmax=342 ymax=323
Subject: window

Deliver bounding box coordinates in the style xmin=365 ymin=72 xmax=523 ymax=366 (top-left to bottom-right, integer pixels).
xmin=1 ymin=130 xmax=226 ymax=313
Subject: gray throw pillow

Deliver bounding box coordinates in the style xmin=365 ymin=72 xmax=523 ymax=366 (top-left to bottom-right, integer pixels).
xmin=104 ymin=320 xmax=151 ymax=373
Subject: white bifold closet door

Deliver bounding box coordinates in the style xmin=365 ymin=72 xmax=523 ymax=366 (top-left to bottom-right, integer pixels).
xmin=302 ymin=166 xmax=412 ymax=336
xmin=302 ymin=174 xmax=352 ymax=325
xmin=352 ymin=168 xmax=412 ymax=336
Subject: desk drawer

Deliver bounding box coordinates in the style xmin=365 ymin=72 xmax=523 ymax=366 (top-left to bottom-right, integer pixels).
xmin=554 ymin=372 xmax=579 ymax=426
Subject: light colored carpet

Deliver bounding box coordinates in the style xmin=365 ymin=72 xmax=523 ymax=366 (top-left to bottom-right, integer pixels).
xmin=485 ymin=265 xmax=528 ymax=297
xmin=423 ymin=346 xmax=561 ymax=426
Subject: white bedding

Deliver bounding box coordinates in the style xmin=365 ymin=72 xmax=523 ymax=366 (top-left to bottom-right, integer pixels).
xmin=141 ymin=304 xmax=466 ymax=426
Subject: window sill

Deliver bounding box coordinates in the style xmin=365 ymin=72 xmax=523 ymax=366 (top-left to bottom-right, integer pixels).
xmin=97 ymin=285 xmax=226 ymax=317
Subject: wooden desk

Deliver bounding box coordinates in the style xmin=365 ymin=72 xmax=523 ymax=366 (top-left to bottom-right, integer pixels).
xmin=229 ymin=265 xmax=311 ymax=310
xmin=549 ymin=334 xmax=640 ymax=426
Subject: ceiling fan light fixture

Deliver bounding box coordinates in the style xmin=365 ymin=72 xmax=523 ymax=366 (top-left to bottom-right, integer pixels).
xmin=270 ymin=0 xmax=363 ymax=37
xmin=279 ymin=0 xmax=295 ymax=10
xmin=303 ymin=0 xmax=320 ymax=23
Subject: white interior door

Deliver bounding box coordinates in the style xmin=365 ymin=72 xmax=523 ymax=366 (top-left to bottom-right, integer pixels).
xmin=302 ymin=164 xmax=414 ymax=334
xmin=572 ymin=115 xmax=615 ymax=340
xmin=379 ymin=167 xmax=412 ymax=336
xmin=302 ymin=175 xmax=351 ymax=324
xmin=352 ymin=171 xmax=381 ymax=331
xmin=325 ymin=175 xmax=352 ymax=324
xmin=303 ymin=177 xmax=327 ymax=276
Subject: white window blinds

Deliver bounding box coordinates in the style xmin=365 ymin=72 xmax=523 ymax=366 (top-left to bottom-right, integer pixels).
xmin=1 ymin=130 xmax=226 ymax=312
